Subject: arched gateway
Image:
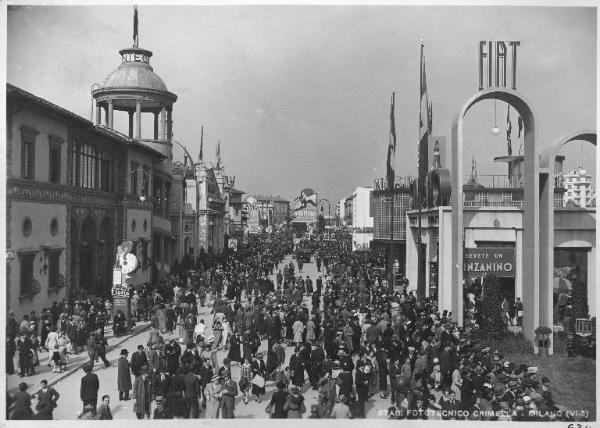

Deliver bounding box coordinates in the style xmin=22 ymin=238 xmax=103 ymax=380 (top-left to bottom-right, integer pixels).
xmin=539 ymin=130 xmax=596 ymax=355
xmin=451 ymin=88 xmax=539 ymax=345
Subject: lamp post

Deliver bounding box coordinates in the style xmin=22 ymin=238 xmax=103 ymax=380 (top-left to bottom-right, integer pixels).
xmin=318 ymin=198 xmax=331 ymax=240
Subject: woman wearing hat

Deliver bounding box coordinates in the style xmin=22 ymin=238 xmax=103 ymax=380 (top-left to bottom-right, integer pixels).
xmin=284 ymin=386 xmax=306 ymax=418
xmin=204 ymin=374 xmax=223 ymax=418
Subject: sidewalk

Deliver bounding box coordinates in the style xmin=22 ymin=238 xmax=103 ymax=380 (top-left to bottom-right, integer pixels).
xmin=6 ymin=320 xmax=151 ymax=395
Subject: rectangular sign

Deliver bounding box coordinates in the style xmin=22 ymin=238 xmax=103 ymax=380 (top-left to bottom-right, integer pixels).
xmin=464 ymin=247 xmax=515 ymax=277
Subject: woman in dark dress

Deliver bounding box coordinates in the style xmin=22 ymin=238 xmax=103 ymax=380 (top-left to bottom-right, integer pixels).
xmin=265 ymin=346 xmax=278 ymax=379
xmin=288 ymin=348 xmax=305 ymax=387
xmin=227 ymin=334 xmax=242 ymax=364
xmin=267 ymin=381 xmax=288 ymax=418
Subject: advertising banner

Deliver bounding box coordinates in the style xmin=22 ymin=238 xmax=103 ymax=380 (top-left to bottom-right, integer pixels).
xmin=464 ymin=247 xmax=515 ymax=277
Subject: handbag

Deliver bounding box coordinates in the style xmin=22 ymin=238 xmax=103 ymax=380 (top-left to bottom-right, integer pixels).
xmin=252 ymin=374 xmax=266 ymax=388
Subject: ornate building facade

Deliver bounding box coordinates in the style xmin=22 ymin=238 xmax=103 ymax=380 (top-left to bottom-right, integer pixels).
xmin=6 ymin=84 xmax=165 ymax=316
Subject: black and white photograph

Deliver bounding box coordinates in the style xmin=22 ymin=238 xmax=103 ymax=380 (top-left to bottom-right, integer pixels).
xmin=3 ymin=1 xmax=597 ymax=422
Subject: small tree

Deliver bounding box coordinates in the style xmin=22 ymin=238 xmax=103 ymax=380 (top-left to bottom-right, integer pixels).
xmin=481 ymin=274 xmax=505 ymax=339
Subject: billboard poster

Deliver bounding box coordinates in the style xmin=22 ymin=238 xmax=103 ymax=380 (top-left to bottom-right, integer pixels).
xmin=463 ymin=247 xmax=515 ymax=277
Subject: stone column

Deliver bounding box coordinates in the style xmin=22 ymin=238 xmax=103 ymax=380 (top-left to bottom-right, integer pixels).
xmin=167 ymin=108 xmax=173 ymax=140
xmin=153 ymin=112 xmax=159 ymax=140
xmin=108 ymin=100 xmax=114 ymax=129
xmin=128 ymin=111 xmax=134 ymax=138
xmin=160 ymin=106 xmax=167 ymax=140
xmin=135 ymin=100 xmax=142 ymax=139
xmin=95 ymin=103 xmax=102 ymax=125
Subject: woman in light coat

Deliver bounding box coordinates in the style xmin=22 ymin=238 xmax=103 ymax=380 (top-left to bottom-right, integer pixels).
xmin=204 ymin=375 xmax=223 ymax=419
xmin=292 ymin=319 xmax=304 ymax=347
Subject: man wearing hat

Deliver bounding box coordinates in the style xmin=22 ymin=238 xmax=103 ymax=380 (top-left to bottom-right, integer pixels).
xmin=153 ymin=395 xmax=173 ymax=419
xmin=219 ymin=369 xmax=238 ymax=418
xmin=132 ymin=365 xmax=152 ymax=419
xmin=131 ymin=345 xmax=148 ymax=378
xmin=117 ymin=349 xmax=132 ymax=401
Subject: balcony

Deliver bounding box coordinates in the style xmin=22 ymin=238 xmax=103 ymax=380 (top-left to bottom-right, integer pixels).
xmin=463 ymin=175 xmax=523 ymax=189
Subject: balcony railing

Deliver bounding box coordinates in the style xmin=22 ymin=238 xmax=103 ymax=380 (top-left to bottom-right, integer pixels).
xmin=463 ymin=175 xmax=523 ymax=189
xmin=463 ymin=200 xmax=523 ymax=207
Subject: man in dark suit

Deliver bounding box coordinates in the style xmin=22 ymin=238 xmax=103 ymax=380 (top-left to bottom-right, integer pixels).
xmin=130 ymin=345 xmax=148 ymax=378
xmin=80 ymin=363 xmax=100 ymax=410
xmin=183 ymin=367 xmax=201 ymax=418
xmin=117 ymin=349 xmax=132 ymax=400
xmin=34 ymin=379 xmax=60 ymax=419
xmin=310 ymin=342 xmax=326 ymax=389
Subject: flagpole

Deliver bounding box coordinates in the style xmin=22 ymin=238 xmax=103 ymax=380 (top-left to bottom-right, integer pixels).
xmin=417 ymin=39 xmax=424 ymax=302
xmin=389 ymin=93 xmax=395 ymax=292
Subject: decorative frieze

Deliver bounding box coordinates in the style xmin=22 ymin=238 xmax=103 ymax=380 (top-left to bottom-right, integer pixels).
xmin=7 ymin=178 xmax=152 ymax=210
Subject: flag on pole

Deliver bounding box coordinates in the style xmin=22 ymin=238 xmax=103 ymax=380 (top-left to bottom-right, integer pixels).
xmin=199 ymin=126 xmax=204 ymax=163
xmin=506 ymin=104 xmax=512 ymax=156
xmin=216 ymin=140 xmax=221 ymax=168
xmin=418 ymin=40 xmax=431 ymax=208
xmin=471 ymin=157 xmax=478 ymax=182
xmin=517 ymin=116 xmax=523 ymax=155
xmin=133 ymin=6 xmax=139 ymax=47
xmin=386 ymin=92 xmax=397 ymax=190
xmin=419 ymin=41 xmax=431 ymax=140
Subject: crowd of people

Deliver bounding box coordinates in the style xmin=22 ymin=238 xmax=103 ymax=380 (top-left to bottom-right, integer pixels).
xmin=5 ymin=227 xmax=584 ymax=421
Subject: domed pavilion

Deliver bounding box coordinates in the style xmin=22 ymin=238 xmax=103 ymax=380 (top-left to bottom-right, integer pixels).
xmin=92 ymin=43 xmax=177 ymax=158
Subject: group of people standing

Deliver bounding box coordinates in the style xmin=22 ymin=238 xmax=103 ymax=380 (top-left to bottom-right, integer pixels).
xmin=6 ymin=228 xmax=573 ymax=421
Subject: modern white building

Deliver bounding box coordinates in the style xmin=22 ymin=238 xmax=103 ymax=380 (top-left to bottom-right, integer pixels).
xmin=352 ymin=186 xmax=373 ymax=229
xmin=337 ymin=198 xmax=346 ymax=226
xmin=563 ymin=168 xmax=596 ymax=208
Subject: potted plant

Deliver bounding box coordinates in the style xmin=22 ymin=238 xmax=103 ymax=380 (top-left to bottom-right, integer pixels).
xmin=535 ymin=326 xmax=552 ymax=357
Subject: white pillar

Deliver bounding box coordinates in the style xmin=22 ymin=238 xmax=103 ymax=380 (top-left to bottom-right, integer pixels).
xmin=515 ymin=229 xmax=523 ymax=303
xmin=135 ymin=100 xmax=142 ymax=139
xmin=108 ymin=100 xmax=114 ymax=129
xmin=160 ymin=106 xmax=167 ymax=140
xmin=588 ymin=246 xmax=596 ymax=317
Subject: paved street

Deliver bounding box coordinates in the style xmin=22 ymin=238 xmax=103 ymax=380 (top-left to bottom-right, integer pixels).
xmin=10 ymin=255 xmax=389 ymax=419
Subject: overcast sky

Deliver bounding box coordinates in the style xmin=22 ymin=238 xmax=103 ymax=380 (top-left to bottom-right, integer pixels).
xmin=7 ymin=4 xmax=597 ymax=203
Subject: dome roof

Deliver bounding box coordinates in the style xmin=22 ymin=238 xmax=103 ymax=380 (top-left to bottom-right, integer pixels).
xmin=102 ymin=61 xmax=168 ymax=92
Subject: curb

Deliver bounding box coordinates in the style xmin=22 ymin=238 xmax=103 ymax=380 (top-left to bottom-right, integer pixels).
xmin=8 ymin=323 xmax=151 ymax=394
